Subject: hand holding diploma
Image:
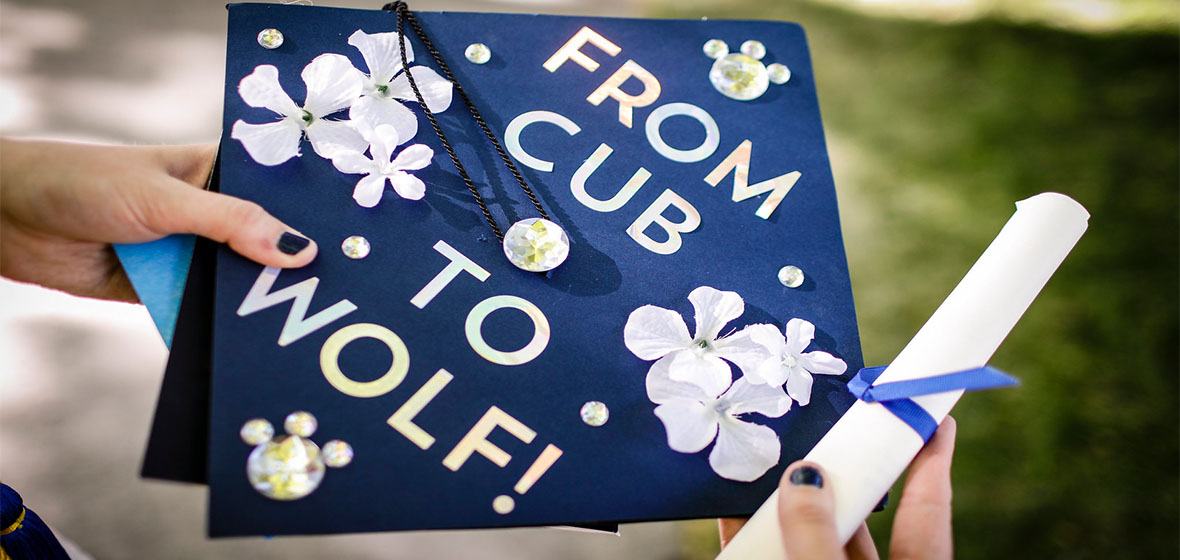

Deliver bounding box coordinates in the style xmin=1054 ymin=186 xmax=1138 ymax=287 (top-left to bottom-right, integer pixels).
xmin=717 ymin=192 xmax=1090 ymax=559
xmin=720 ymin=417 xmax=956 ymax=559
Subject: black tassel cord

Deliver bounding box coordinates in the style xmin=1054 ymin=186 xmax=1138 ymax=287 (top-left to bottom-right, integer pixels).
xmin=383 ymin=1 xmax=552 ymax=243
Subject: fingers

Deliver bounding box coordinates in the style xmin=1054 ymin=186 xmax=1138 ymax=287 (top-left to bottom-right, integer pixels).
xmin=890 ymin=416 xmax=957 ymax=560
xmin=145 ymin=143 xmax=316 ymax=268
xmin=153 ymin=182 xmax=318 ymax=268
xmin=154 ymin=143 xmax=219 ymax=188
xmin=717 ymin=518 xmax=747 ymax=550
xmin=778 ymin=462 xmax=844 ymax=560
xmin=845 ymin=522 xmax=880 ymax=560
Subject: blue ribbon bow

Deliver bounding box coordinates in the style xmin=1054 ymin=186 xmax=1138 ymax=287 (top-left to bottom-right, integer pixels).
xmin=847 ymin=365 xmax=1018 ymax=441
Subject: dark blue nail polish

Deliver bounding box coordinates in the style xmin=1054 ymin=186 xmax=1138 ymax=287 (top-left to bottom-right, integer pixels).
xmin=277 ymin=232 xmax=310 ymax=255
xmin=873 ymin=492 xmax=889 ymax=512
xmin=789 ymin=466 xmax=823 ymax=488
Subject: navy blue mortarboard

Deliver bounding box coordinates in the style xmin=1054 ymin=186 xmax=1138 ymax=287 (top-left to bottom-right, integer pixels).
xmin=132 ymin=2 xmax=866 ymax=537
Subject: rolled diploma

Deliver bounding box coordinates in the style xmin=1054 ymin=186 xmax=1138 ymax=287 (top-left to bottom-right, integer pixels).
xmin=716 ymin=192 xmax=1089 ymax=560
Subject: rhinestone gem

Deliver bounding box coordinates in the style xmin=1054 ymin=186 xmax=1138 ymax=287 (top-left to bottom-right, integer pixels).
xmin=709 ymin=54 xmax=770 ymax=101
xmin=702 ymin=39 xmax=729 ymax=59
xmin=240 ymin=419 xmax=274 ymax=445
xmin=740 ymin=40 xmax=766 ymax=60
xmin=341 ymin=235 xmax=371 ymax=259
xmin=465 ymin=43 xmax=491 ymax=64
xmin=503 ymin=218 xmax=570 ymax=272
xmin=492 ymin=495 xmax=515 ymax=514
xmin=246 ymin=435 xmax=325 ymax=500
xmin=580 ymin=401 xmax=609 ymax=427
xmin=284 ymin=411 xmax=317 ymax=438
xmin=778 ymin=265 xmax=805 ymax=288
xmin=257 ymin=28 xmax=284 ymax=50
xmin=321 ymin=440 xmax=354 ymax=468
xmin=767 ymin=63 xmax=791 ymax=84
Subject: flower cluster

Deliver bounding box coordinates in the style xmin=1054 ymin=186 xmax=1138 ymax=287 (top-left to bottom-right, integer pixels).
xmin=624 ymin=286 xmax=847 ymax=481
xmin=230 ymin=30 xmax=452 ymax=208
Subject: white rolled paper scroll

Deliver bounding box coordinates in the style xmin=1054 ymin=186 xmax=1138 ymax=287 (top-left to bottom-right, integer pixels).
xmin=716 ymin=192 xmax=1089 ymax=560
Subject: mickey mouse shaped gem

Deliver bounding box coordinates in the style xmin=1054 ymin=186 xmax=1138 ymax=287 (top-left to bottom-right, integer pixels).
xmin=704 ymin=39 xmax=791 ymax=101
xmin=240 ymin=412 xmax=353 ymax=500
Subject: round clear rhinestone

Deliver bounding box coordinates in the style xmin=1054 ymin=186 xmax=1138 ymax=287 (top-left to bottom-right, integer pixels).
xmin=580 ymin=401 xmax=609 ymax=427
xmin=246 ymin=435 xmax=325 ymax=500
xmin=284 ymin=411 xmax=318 ymax=438
xmin=239 ymin=418 xmax=274 ymax=446
xmin=740 ymin=40 xmax=766 ymax=60
xmin=257 ymin=28 xmax=284 ymax=50
xmin=702 ymin=39 xmax=729 ymax=59
xmin=709 ymin=53 xmax=770 ymax=101
xmin=778 ymin=265 xmax=805 ymax=288
xmin=503 ymin=218 xmax=570 ymax=272
xmin=341 ymin=235 xmax=371 ymax=259
xmin=492 ymin=495 xmax=515 ymax=514
xmin=321 ymin=439 xmax=354 ymax=468
xmin=767 ymin=63 xmax=791 ymax=84
xmin=465 ymin=43 xmax=491 ymax=64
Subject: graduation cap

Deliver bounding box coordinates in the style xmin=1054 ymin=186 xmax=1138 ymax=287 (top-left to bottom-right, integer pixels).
xmin=122 ymin=1 xmax=863 ymax=537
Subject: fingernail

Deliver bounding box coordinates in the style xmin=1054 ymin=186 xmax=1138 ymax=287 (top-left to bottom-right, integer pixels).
xmin=788 ymin=466 xmax=823 ymax=488
xmin=873 ymin=492 xmax=889 ymax=512
xmin=277 ymin=232 xmax=311 ymax=255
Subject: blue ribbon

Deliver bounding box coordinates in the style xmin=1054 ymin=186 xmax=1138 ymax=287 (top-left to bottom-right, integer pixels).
xmin=847 ymin=365 xmax=1018 ymax=441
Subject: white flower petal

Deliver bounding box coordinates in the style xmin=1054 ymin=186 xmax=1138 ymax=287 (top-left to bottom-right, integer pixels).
xmin=238 ymin=65 xmax=301 ymax=118
xmin=389 ymin=172 xmax=425 ymax=200
xmin=688 ymin=286 xmax=744 ymax=342
xmin=646 ymin=356 xmax=714 ymax=404
xmin=352 ymin=174 xmax=387 ymax=208
xmin=330 ymin=150 xmax=376 ymax=175
xmin=301 ymin=53 xmax=364 ymax=117
xmin=306 ymin=119 xmax=368 ymax=159
xmin=387 ymin=65 xmax=454 ymax=113
xmin=347 ymin=29 xmax=407 ymax=85
xmin=722 ymin=378 xmax=792 ymax=418
xmin=713 ymin=324 xmax=777 ymax=380
xmin=754 ymin=359 xmax=790 ymax=387
xmin=785 ymin=318 xmax=816 ymax=355
xmin=623 ymin=305 xmax=692 ymax=360
xmin=371 ymin=124 xmax=402 ymax=165
xmin=349 ymin=96 xmax=418 ymax=143
xmin=230 ymin=119 xmax=302 ymax=166
xmin=750 ymin=322 xmax=789 ymax=356
xmin=710 ymin=417 xmax=781 ymax=482
xmin=798 ymin=350 xmax=848 ymax=376
xmin=653 ymin=401 xmax=718 ymax=454
xmin=786 ymin=368 xmax=815 ymax=406
xmin=668 ymin=350 xmax=733 ymax=399
xmin=392 ymin=143 xmax=434 ymax=171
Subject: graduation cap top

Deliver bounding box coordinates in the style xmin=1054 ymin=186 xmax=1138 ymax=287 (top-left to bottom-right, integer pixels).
xmin=203 ymin=2 xmax=862 ymax=536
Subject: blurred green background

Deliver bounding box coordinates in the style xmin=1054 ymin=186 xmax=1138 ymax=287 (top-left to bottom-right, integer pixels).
xmin=654 ymin=1 xmax=1179 ymax=558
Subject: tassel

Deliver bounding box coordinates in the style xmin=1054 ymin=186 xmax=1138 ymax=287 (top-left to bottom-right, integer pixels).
xmin=1 ymin=484 xmax=71 ymax=560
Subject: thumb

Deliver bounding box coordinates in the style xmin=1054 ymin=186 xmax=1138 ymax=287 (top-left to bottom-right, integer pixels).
xmin=778 ymin=462 xmax=844 ymax=560
xmin=155 ymin=181 xmax=318 ymax=268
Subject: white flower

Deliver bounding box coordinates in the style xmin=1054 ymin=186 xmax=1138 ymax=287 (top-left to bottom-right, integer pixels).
xmin=347 ymin=30 xmax=453 ymax=144
xmin=230 ymin=54 xmax=368 ymax=166
xmin=749 ymin=318 xmax=847 ymax=406
xmin=330 ymin=124 xmax=434 ymax=208
xmin=624 ymin=286 xmax=771 ymax=398
xmin=647 ymin=357 xmax=791 ymax=482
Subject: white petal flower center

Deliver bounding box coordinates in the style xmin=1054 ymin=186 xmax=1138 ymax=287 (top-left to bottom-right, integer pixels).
xmin=781 ymin=354 xmax=797 ymax=368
